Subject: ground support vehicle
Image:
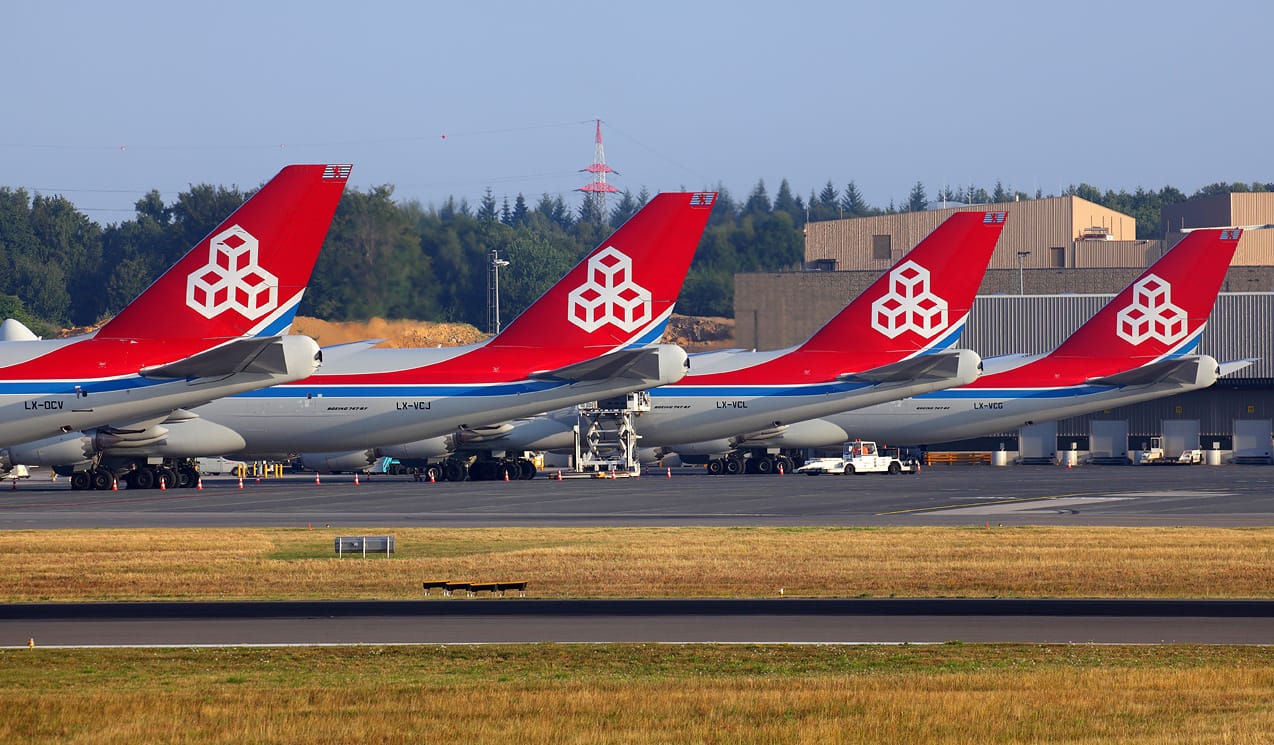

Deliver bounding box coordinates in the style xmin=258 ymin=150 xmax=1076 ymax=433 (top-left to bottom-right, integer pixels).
xmin=795 ymin=440 xmax=917 ymax=475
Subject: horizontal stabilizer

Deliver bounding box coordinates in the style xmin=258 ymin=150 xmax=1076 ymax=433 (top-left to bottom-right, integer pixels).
xmin=531 ymin=346 xmax=676 ymax=382
xmin=1219 ymin=358 xmax=1258 ymax=378
xmin=839 ymin=350 xmax=975 ymax=384
xmin=319 ymin=339 xmax=386 ymax=362
xmin=141 ymin=336 xmax=291 ymax=379
xmin=1086 ymin=356 xmax=1210 ymax=387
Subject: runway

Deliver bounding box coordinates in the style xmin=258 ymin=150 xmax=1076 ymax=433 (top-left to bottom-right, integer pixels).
xmin=5 ymin=466 xmax=1271 ymax=646
xmin=5 ymin=599 xmax=1274 ymax=646
xmin=2 ymin=464 xmax=1273 ymax=529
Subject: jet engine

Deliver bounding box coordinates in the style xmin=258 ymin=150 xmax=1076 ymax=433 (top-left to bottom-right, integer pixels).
xmin=0 ymin=432 xmax=103 ymax=470
xmin=298 ymin=450 xmax=376 ymax=473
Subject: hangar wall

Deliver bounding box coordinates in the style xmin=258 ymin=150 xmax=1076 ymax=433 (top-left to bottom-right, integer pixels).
xmin=734 ymin=267 xmax=1274 ymax=351
xmin=766 ymin=191 xmax=1274 ymax=445
xmin=731 ymin=280 xmax=1274 ymax=442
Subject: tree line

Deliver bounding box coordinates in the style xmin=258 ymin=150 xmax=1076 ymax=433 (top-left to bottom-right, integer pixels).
xmin=1 ymin=177 xmax=1269 ymax=335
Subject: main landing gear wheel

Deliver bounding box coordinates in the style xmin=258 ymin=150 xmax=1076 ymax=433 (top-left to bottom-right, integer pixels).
xmin=157 ymin=466 xmax=178 ymax=490
xmin=131 ymin=468 xmax=156 ymax=490
xmin=70 ymin=471 xmax=92 ymax=491
xmin=724 ymin=458 xmax=742 ymax=475
xmin=91 ymin=467 xmax=114 ymax=491
xmin=707 ymin=459 xmax=725 ymax=475
xmin=442 ymin=460 xmax=467 ymax=482
xmin=178 ymin=465 xmax=199 ymax=488
xmin=755 ymin=457 xmax=774 ymax=475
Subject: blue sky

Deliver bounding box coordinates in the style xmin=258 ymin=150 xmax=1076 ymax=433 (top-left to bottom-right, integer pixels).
xmin=5 ymin=0 xmax=1271 ymax=223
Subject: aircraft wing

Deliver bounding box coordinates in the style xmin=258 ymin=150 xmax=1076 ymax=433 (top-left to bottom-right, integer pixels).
xmin=837 ymin=350 xmax=974 ymax=384
xmin=140 ymin=336 xmax=293 ymax=379
xmin=530 ymin=346 xmax=677 ymax=383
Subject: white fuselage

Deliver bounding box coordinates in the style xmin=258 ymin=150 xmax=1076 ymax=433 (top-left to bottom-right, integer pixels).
xmin=193 ymin=344 xmax=690 ymax=458
xmin=432 ymin=348 xmax=983 ymax=457
xmin=0 ymin=335 xmax=320 ymax=449
xmin=717 ymin=354 xmax=1225 ymax=450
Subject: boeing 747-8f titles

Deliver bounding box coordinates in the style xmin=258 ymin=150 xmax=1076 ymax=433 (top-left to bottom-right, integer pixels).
xmin=0 ymin=164 xmax=348 ymax=488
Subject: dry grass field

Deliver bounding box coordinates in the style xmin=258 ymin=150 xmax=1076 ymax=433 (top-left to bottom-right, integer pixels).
xmin=2 ymin=645 xmax=1272 ymax=744
xmin=2 ymin=526 xmax=1272 ymax=601
xmin=5 ymin=527 xmax=1273 ymax=742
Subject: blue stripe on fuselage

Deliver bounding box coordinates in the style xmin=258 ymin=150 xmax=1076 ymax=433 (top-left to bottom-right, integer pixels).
xmin=236 ymin=379 xmax=573 ymax=399
xmin=650 ymin=381 xmax=876 ymax=398
xmin=0 ymin=376 xmax=172 ymax=396
xmin=919 ymin=385 xmax=1118 ymax=400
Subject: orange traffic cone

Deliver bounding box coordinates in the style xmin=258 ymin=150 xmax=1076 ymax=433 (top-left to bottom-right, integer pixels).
xmin=314 ymin=473 xmax=321 ymax=485
xmin=428 ymin=470 xmax=436 ymax=483
xmin=504 ymin=468 xmax=510 ymax=482
xmin=196 ymin=477 xmax=203 ymax=490
xmin=237 ymin=477 xmax=244 ymax=490
xmin=556 ymin=470 xmax=563 ymax=481
xmin=112 ymin=478 xmax=118 ymax=491
xmin=159 ymin=476 xmax=166 ymax=491
xmin=666 ymin=467 xmax=672 ymax=478
xmin=353 ymin=473 xmax=360 ymax=486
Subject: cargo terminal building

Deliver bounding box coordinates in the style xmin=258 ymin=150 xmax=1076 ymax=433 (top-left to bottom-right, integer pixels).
xmin=734 ymin=194 xmax=1274 ymax=462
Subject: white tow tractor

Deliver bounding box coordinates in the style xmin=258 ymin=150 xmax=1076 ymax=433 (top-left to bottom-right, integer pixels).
xmin=1136 ymin=436 xmax=1204 ymax=465
xmin=795 ymin=440 xmax=917 ymax=475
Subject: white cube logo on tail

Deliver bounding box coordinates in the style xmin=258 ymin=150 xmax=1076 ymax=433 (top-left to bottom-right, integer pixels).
xmin=185 ymin=225 xmax=279 ymax=320
xmin=1116 ymin=274 xmax=1187 ymax=345
xmin=567 ymin=246 xmax=652 ymax=332
xmin=870 ymin=260 xmax=949 ymax=338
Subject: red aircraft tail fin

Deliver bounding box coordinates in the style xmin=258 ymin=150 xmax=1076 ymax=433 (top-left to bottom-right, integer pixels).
xmin=96 ymin=164 xmax=350 ymax=341
xmin=797 ymin=210 xmax=1005 ymax=366
xmin=486 ymin=192 xmax=716 ymax=352
xmin=1050 ymin=228 xmax=1240 ymax=364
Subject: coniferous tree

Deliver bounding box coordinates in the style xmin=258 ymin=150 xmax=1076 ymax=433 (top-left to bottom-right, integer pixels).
xmin=477 ymin=188 xmax=498 ymax=223
xmin=744 ymin=180 xmax=771 ymax=215
xmin=906 ymin=182 xmax=928 ymax=212
xmin=773 ymin=179 xmax=802 ymax=222
xmin=609 ymin=189 xmax=640 ymax=228
xmin=815 ymin=180 xmax=840 ymax=220
xmin=841 ymin=181 xmax=868 ymax=217
xmin=511 ymin=194 xmax=530 ymax=226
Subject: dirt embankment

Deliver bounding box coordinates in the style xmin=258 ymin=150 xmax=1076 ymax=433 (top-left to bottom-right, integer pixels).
xmin=291 ymin=317 xmax=488 ymax=348
xmin=59 ymin=314 xmax=736 ymax=352
xmin=292 ymin=314 xmax=735 ymax=352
